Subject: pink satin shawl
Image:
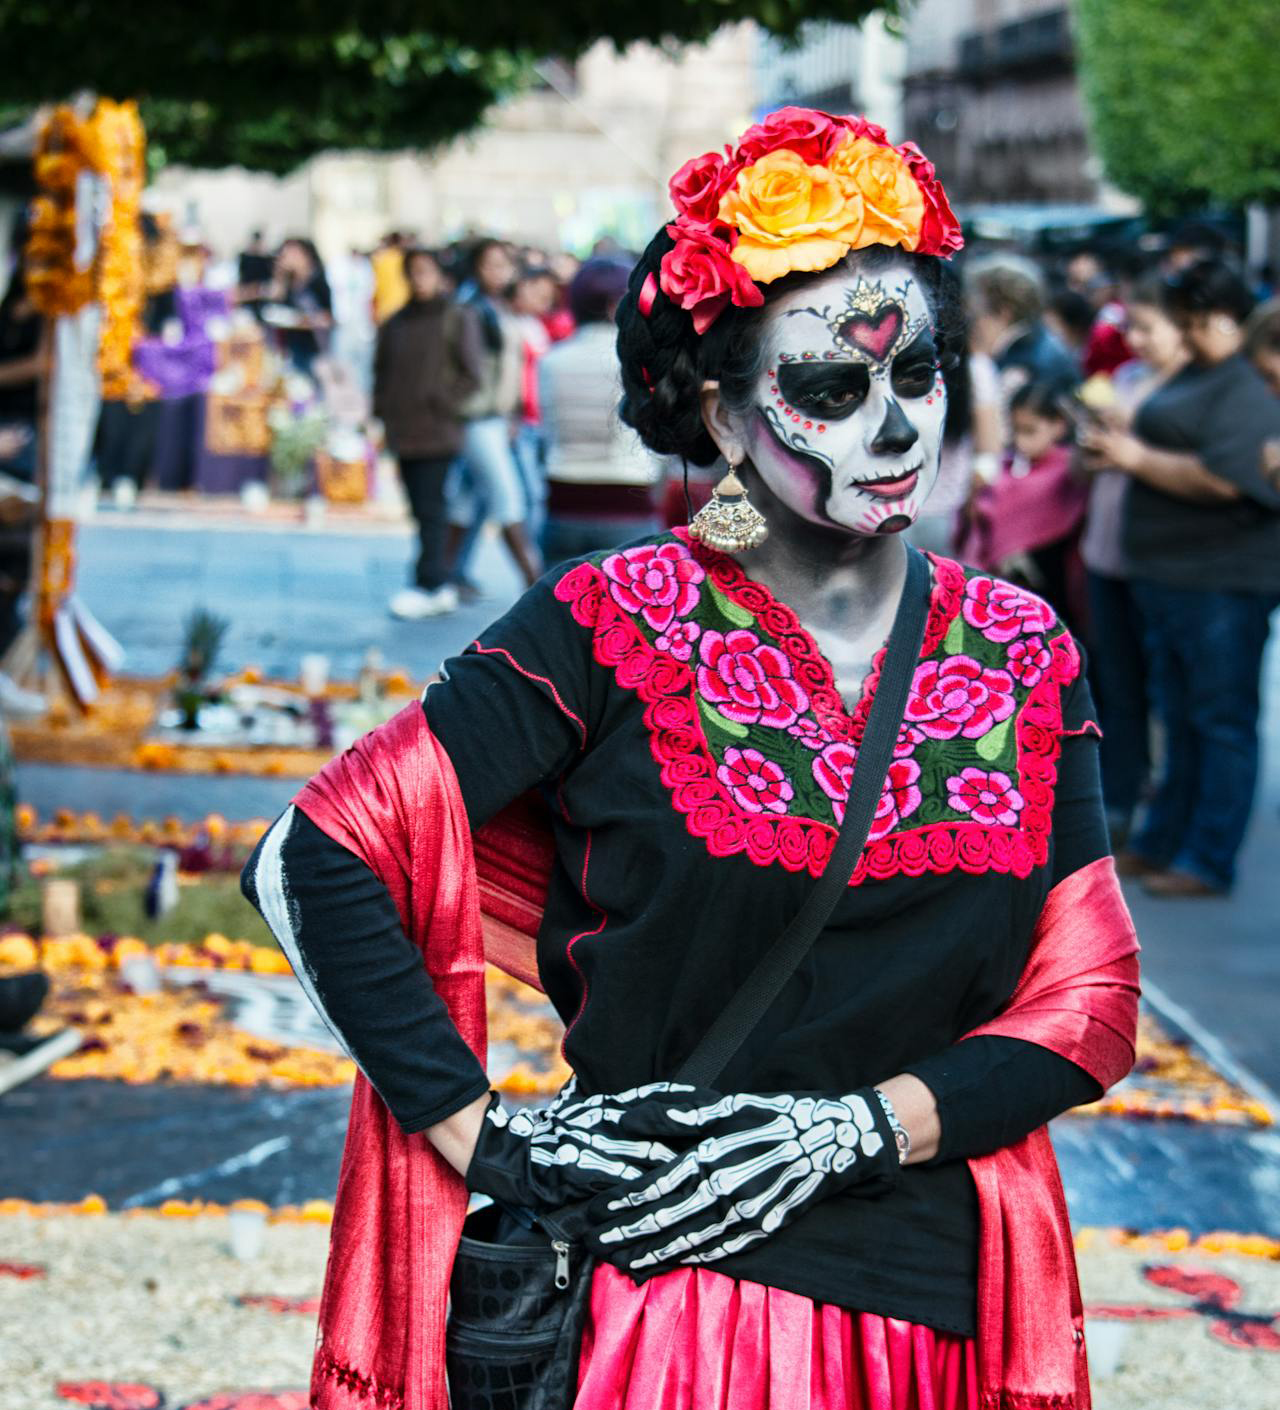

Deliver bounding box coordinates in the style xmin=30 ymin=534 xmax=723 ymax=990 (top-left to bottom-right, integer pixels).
xmin=294 ymin=703 xmax=1139 ymax=1410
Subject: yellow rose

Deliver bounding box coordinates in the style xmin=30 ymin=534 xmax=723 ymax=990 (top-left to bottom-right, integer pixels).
xmin=827 ymin=137 xmax=925 ymax=251
xmin=718 ymin=149 xmax=864 ymax=283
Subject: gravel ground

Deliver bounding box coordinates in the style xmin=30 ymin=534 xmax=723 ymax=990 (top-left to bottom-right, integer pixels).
xmin=3 ymin=1214 xmax=1277 ymax=1410
xmin=1078 ymin=1240 xmax=1280 ymax=1410
xmin=0 ymin=1213 xmax=327 ymax=1410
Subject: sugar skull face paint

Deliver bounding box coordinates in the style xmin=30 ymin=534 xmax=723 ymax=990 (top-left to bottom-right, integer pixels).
xmin=745 ymin=264 xmax=945 ymax=537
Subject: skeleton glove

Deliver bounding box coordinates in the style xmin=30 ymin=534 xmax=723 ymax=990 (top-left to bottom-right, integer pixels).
xmin=587 ymin=1089 xmax=901 ymax=1275
xmin=463 ymin=1079 xmax=703 ymax=1215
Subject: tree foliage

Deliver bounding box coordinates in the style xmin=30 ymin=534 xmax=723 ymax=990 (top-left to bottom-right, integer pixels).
xmin=1074 ymin=0 xmax=1280 ymax=213
xmin=0 ymin=0 xmax=900 ymax=172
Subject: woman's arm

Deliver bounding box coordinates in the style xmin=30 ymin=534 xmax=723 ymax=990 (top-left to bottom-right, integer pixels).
xmin=1080 ymin=424 xmax=1240 ymax=502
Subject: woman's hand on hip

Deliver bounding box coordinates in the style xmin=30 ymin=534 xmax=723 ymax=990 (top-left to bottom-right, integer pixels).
xmin=457 ymin=1078 xmax=705 ymax=1215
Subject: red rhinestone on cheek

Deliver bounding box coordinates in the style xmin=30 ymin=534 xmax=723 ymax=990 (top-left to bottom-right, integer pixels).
xmin=776 ymin=398 xmax=785 ymax=407
xmin=767 ymin=369 xmax=775 ymax=377
xmin=817 ymin=424 xmax=827 ymax=433
xmin=804 ymin=420 xmax=813 ymax=429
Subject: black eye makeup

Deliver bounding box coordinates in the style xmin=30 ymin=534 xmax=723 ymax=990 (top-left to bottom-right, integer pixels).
xmin=889 ymin=332 xmax=939 ymax=400
xmin=776 ymin=362 xmax=871 ymax=420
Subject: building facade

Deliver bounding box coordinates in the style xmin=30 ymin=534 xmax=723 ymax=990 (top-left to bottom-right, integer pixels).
xmin=902 ymin=0 xmax=1102 ymax=207
xmin=753 ymin=18 xmax=905 ymax=140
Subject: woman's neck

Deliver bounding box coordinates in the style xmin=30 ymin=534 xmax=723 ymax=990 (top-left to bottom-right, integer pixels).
xmin=729 ymin=460 xmax=910 ymax=641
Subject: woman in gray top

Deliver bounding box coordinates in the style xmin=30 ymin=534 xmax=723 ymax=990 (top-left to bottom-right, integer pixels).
xmin=1082 ymin=259 xmax=1280 ymax=895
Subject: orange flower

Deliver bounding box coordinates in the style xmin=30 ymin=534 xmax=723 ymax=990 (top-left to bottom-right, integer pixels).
xmin=718 ymin=149 xmax=864 ymax=283
xmin=827 ymin=137 xmax=926 ymax=251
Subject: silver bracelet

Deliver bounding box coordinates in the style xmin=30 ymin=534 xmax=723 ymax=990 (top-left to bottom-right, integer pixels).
xmin=873 ymin=1086 xmax=911 ymax=1166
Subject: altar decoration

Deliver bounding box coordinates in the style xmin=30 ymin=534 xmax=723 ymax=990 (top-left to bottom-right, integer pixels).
xmin=25 ymin=107 xmax=100 ymax=319
xmin=8 ymin=665 xmax=419 ymax=777
xmin=7 ymin=932 xmax=570 ymax=1097
xmin=9 ymin=101 xmax=129 ymax=712
xmin=92 ymin=100 xmax=147 ymax=403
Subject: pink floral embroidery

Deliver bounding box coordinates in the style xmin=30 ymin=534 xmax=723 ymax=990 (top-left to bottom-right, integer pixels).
xmin=697 ymin=628 xmax=810 ymax=728
xmin=1006 ymin=634 xmax=1052 ymax=688
xmin=872 ymin=758 xmax=924 ymax=840
xmin=813 ymin=744 xmax=922 ymax=835
xmin=655 ymin=619 xmax=701 ymax=662
xmin=962 ymin=577 xmax=1056 ymax=643
xmin=602 ymin=541 xmax=704 ymax=633
xmin=554 ymin=544 xmax=1076 ymax=887
xmin=905 ymin=655 xmax=1016 ymax=740
xmin=813 ymin=741 xmax=856 ymax=818
xmin=947 ymin=767 xmax=1025 ymax=827
xmin=787 ymin=717 xmax=833 ymax=751
xmin=717 ymin=747 xmax=795 ymax=815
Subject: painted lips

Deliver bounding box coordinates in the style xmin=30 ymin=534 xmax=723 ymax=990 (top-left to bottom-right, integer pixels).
xmin=852 ymin=467 xmax=920 ymax=499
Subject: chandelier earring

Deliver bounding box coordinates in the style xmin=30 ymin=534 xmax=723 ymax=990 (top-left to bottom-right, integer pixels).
xmin=688 ymin=452 xmax=769 ymax=554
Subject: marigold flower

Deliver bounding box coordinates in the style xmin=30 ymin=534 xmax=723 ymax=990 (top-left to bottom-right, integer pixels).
xmin=827 ymin=136 xmax=925 ymax=250
xmin=718 ymin=149 xmax=865 ymax=283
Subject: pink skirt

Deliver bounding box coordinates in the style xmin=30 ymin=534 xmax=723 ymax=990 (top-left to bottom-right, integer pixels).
xmin=575 ymin=1263 xmax=979 ymax=1410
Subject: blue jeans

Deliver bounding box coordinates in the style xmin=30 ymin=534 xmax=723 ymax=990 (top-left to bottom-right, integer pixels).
xmin=1130 ymin=581 xmax=1279 ymax=889
xmin=1085 ymin=570 xmax=1151 ymax=829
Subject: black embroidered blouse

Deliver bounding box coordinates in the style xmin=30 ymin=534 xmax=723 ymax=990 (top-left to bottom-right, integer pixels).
xmin=244 ymin=534 xmax=1108 ymax=1337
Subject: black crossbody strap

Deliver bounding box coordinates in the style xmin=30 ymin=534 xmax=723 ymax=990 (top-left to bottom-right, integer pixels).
xmin=674 ymin=547 xmax=931 ymax=1089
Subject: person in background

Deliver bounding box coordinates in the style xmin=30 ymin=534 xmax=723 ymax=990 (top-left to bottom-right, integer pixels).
xmin=374 ymin=248 xmax=484 ymax=620
xmin=1082 ymin=259 xmax=1280 ymax=896
xmin=966 ymin=254 xmax=1079 ymax=413
xmin=448 ymin=238 xmax=543 ymax=591
xmin=236 ymin=229 xmax=274 ymax=322
xmin=510 ymin=265 xmax=558 ymax=542
xmin=1044 ymin=289 xmax=1094 ymax=372
xmin=957 ymin=380 xmax=1088 ymax=632
xmin=372 ymin=232 xmax=412 ymax=326
xmin=537 ymin=256 xmax=660 ymax=562
xmin=1162 ymin=220 xmax=1230 ymax=277
xmin=274 ymin=238 xmax=333 ymax=377
xmin=1065 ymin=251 xmax=1133 ymax=377
xmin=907 ymin=265 xmax=1002 ymax=555
xmin=1243 ymin=297 xmax=1280 ymax=398
xmin=1076 ymin=276 xmax=1189 ymax=846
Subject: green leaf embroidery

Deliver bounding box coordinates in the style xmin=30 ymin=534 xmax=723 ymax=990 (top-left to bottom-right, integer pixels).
xmin=697 ymin=694 xmax=749 ymax=739
xmin=707 ymin=581 xmax=756 ymax=630
xmin=943 ymin=612 xmax=966 ymax=655
xmin=975 ymin=715 xmax=1012 ymax=762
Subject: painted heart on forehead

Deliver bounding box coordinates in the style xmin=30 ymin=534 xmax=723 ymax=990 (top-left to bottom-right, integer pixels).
xmin=837 ymin=304 xmax=903 ymax=363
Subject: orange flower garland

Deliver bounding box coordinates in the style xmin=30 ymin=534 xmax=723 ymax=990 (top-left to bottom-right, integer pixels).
xmin=25 ymin=106 xmax=101 ymax=318
xmin=91 ymin=100 xmax=147 ymax=402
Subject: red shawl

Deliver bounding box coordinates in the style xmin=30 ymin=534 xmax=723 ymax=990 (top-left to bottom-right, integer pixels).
xmin=295 ymin=704 xmax=1139 ymax=1410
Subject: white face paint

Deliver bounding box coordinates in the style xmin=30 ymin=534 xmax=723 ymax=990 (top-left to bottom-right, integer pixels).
xmin=742 ymin=263 xmax=946 ymax=537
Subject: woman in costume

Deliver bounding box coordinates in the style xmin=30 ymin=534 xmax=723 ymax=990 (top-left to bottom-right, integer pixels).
xmin=244 ymin=109 xmax=1139 ymax=1410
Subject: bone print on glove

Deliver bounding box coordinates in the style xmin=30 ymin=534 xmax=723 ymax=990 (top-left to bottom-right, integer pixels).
xmin=586 ymin=1089 xmax=900 ymax=1275
xmin=464 ymin=1079 xmax=702 ymax=1215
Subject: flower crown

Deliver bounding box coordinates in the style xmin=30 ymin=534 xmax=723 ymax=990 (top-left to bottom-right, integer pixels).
xmin=648 ymin=107 xmax=963 ymax=336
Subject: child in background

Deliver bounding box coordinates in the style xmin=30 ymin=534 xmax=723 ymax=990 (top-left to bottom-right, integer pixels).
xmin=957 ymin=380 xmax=1089 ymax=631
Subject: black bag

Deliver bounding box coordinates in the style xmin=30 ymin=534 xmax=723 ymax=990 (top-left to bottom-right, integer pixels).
xmin=445 ymin=548 xmax=932 ymax=1410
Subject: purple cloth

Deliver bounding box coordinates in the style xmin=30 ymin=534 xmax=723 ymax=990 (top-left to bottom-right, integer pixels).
xmin=134 ymin=336 xmax=218 ymax=400
xmin=957 ymin=444 xmax=1089 ymax=569
xmin=177 ymin=285 xmax=230 ymax=337
xmin=193 ymin=444 xmax=269 ymax=495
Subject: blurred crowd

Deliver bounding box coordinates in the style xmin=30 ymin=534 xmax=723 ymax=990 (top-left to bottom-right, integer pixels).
xmin=3 ymin=214 xmax=1279 ymax=897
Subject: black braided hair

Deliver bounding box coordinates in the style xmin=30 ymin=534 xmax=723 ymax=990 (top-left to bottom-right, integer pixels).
xmin=615 ymin=232 xmax=967 ymax=466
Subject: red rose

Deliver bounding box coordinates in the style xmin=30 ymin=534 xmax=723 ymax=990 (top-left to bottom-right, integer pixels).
xmin=669 ymin=147 xmax=738 ymax=221
xmin=841 ymin=113 xmax=890 ymax=146
xmin=896 ymin=141 xmax=964 ymax=256
xmin=733 ymin=106 xmax=848 ymax=167
xmin=660 ymin=219 xmax=764 ymax=334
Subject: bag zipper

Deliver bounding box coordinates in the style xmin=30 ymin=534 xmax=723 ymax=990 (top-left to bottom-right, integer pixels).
xmin=552 ymin=1239 xmax=571 ymax=1290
